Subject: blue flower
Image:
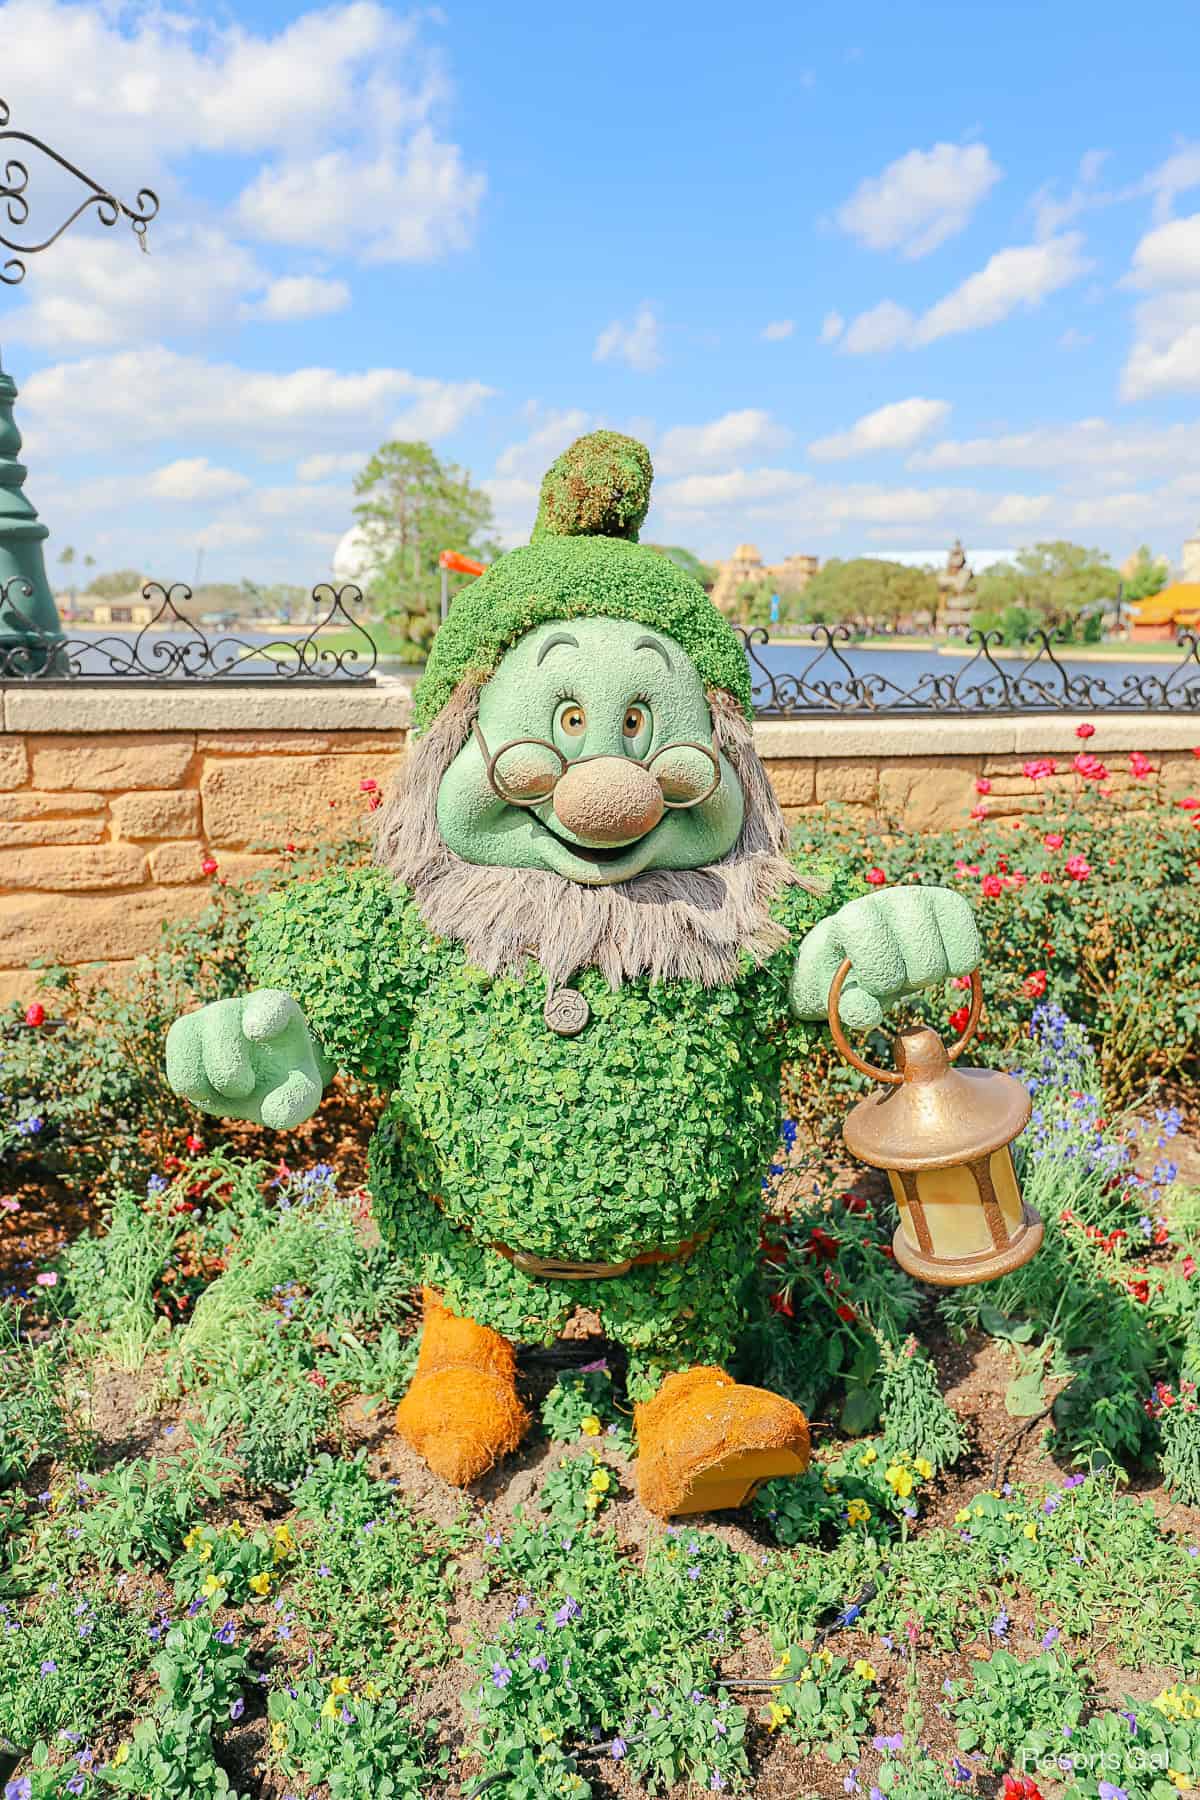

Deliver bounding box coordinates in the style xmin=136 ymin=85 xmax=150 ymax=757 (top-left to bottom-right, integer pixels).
xmin=991 ymin=1609 xmax=1009 ymax=1638
xmin=5 ymin=1778 xmax=32 ymax=1800
xmin=491 ymin=1664 xmax=512 ymax=1688
xmin=611 ymin=1738 xmax=627 ymax=1760
xmin=229 ymin=1697 xmax=244 ymax=1721
xmin=528 ymin=1653 xmax=548 ymax=1673
xmin=553 ymin=1598 xmax=581 ymax=1626
xmin=215 ymin=1621 xmax=237 ymax=1645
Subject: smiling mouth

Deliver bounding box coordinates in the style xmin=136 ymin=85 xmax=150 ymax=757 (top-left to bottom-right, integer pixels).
xmin=531 ymin=814 xmax=649 ymax=864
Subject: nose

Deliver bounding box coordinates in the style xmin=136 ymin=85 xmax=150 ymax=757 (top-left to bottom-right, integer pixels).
xmin=552 ymin=756 xmax=665 ymax=845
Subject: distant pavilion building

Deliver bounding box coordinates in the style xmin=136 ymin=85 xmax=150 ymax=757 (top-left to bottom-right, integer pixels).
xmin=709 ymin=543 xmax=818 ymax=616
xmin=1127 ymin=523 xmax=1200 ymax=641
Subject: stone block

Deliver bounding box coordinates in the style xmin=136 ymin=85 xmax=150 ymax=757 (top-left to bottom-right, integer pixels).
xmin=0 ymin=886 xmax=208 ymax=965
xmin=199 ymin=751 xmax=404 ymax=848
xmin=1 ymin=818 xmax=108 ymax=846
xmin=0 ymin=843 xmax=147 ymax=891
xmin=29 ymin=733 xmax=195 ymax=791
xmin=0 ymin=738 xmax=28 ymax=789
xmin=148 ymin=842 xmax=209 ymax=885
xmin=767 ymin=758 xmax=815 ymax=806
xmin=196 ymin=733 xmax=334 ymax=754
xmin=1158 ymin=753 xmax=1200 ymax=799
xmin=111 ymin=790 xmax=201 ymax=840
xmin=878 ymin=757 xmax=980 ymax=832
xmin=815 ymin=760 xmax=879 ymax=806
xmin=0 ymin=790 xmax=105 ymax=819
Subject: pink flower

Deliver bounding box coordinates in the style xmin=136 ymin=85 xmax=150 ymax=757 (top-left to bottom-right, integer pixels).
xmin=950 ymin=974 xmax=972 ymax=990
xmin=981 ymin=873 xmax=1004 ymax=898
xmin=1129 ymin=752 xmax=1153 ymax=779
xmin=36 ymin=1272 xmax=57 ymax=1287
xmin=1038 ymin=870 xmax=1054 ymax=884
xmin=24 ymin=1002 xmax=45 ymax=1028
xmin=1022 ymin=757 xmax=1057 ymax=781
xmin=359 ymin=778 xmax=378 ymax=793
xmin=865 ymin=867 xmax=886 ymax=887
xmin=1075 ymin=721 xmax=1095 ymax=739
xmin=201 ymin=856 xmax=218 ymax=876
xmin=1043 ymin=832 xmax=1064 ymax=850
xmin=1065 ymin=854 xmax=1091 ymax=881
xmin=1073 ymin=752 xmax=1108 ymax=781
xmin=975 ymin=778 xmax=992 ymax=795
xmin=969 ymin=804 xmax=987 ymax=820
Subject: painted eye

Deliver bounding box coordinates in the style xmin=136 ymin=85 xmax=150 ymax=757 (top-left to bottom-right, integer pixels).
xmin=623 ymin=705 xmax=648 ymax=739
xmin=558 ymin=702 xmax=587 ymax=737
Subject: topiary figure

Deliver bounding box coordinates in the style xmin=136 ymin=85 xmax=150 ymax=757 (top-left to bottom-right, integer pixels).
xmin=165 ymin=432 xmax=980 ymax=1518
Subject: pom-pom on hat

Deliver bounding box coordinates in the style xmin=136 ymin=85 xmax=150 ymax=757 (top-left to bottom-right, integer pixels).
xmin=411 ymin=430 xmax=753 ymax=735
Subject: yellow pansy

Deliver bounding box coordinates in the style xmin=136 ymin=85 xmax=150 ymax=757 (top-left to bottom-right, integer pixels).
xmin=766 ymin=1701 xmax=791 ymax=1731
xmin=853 ymin=1660 xmax=877 ymax=1682
xmin=1170 ymin=1772 xmax=1193 ymax=1792
xmin=580 ymin=1415 xmax=602 ymax=1436
xmin=182 ymin=1528 xmax=202 ymax=1552
xmin=248 ymin=1571 xmax=271 ymax=1596
xmin=846 ymin=1499 xmax=871 ymax=1526
xmin=814 ymin=1649 xmax=833 ymax=1669
xmin=914 ymin=1458 xmax=933 ymax=1480
xmin=954 ymin=1509 xmax=972 ymax=1525
xmin=330 ymin=1675 xmax=352 ymax=1697
xmin=196 ymin=1541 xmax=213 ymax=1563
xmin=201 ymin=1573 xmax=221 ymax=1597
xmin=1023 ymin=1522 xmax=1039 ymax=1540
xmin=111 ymin=1743 xmax=130 ymax=1768
xmin=273 ymin=1523 xmax=295 ymax=1552
xmin=226 ymin=1519 xmax=246 ymax=1539
xmin=363 ymin=1680 xmax=382 ymax=1701
xmin=858 ymin=1446 xmax=878 ymax=1466
xmin=589 ymin=1469 xmax=612 ymax=1494
xmin=270 ymin=1720 xmax=287 ymax=1752
xmin=321 ymin=1694 xmax=339 ymax=1719
xmin=885 ymin=1464 xmax=914 ymax=1499
xmin=539 ymin=1726 xmax=557 ymax=1744
xmin=769 ymin=1655 xmax=790 ymax=1678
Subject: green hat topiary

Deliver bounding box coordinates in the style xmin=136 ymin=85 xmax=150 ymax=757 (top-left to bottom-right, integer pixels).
xmin=411 ymin=430 xmax=752 ymax=734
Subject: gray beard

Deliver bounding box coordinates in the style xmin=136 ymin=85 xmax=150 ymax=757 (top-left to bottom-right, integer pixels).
xmin=374 ymin=683 xmax=822 ymax=992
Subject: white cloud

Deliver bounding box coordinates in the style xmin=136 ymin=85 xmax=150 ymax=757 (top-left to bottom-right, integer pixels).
xmin=147 ymin=459 xmax=252 ymax=503
xmin=296 ymin=451 xmax=370 ymax=481
xmin=910 ymin=417 xmax=1200 ymax=477
xmin=655 ymin=410 xmax=791 ymax=476
xmin=761 ymin=319 xmax=795 ymax=341
xmin=819 ymin=311 xmax=845 ymax=344
xmin=19 ymin=347 xmax=494 ymax=456
xmin=1122 ymin=313 xmax=1200 ymax=400
xmin=809 ymin=397 xmax=951 ymax=461
xmin=840 ymin=234 xmax=1091 ymax=354
xmin=1128 ymin=212 xmax=1200 ymax=288
xmin=0 ymin=0 xmax=483 ymax=269
xmin=194 ymin=520 xmax=266 ymax=550
xmin=236 ymin=131 xmax=485 ymax=263
xmin=244 ymin=276 xmax=352 ymax=322
xmin=985 ymin=493 xmax=1053 ymax=527
xmin=836 ymin=142 xmax=1002 ymax=259
xmin=842 ymin=300 xmax=914 ymax=353
xmin=594 ymin=305 xmax=663 ymax=374
xmin=483 ymin=409 xmax=595 ymax=545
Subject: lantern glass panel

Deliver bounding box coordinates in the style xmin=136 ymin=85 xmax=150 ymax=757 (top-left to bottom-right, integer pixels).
xmin=989 ymin=1148 xmax=1023 ymax=1233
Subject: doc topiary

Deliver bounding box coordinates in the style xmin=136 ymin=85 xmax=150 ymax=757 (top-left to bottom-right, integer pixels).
xmin=166 ymin=430 xmax=980 ymax=1518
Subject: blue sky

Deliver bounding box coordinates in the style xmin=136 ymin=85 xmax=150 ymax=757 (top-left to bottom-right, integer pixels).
xmin=4 ymin=0 xmax=1200 ymax=590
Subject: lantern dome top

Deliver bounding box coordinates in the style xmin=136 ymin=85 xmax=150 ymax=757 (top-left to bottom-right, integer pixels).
xmin=842 ymin=1025 xmax=1031 ymax=1172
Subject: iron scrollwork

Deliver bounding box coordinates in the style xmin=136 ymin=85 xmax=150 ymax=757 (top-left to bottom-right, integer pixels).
xmin=737 ymin=623 xmax=1200 ymax=715
xmin=0 ymin=578 xmax=378 ymax=683
xmin=0 ymin=96 xmax=159 ymax=285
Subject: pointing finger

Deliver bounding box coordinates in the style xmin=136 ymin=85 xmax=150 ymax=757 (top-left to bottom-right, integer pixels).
xmin=199 ymin=999 xmax=256 ymax=1100
xmin=837 ymin=977 xmax=884 ymax=1034
xmin=242 ymin=989 xmax=302 ymax=1043
xmin=166 ymin=1014 xmax=230 ymax=1115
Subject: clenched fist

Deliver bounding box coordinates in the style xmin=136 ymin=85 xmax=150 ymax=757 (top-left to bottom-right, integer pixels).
xmin=165 ymin=989 xmax=330 ymax=1130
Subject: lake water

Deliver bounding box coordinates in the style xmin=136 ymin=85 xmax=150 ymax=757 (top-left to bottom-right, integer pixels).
xmin=40 ymin=625 xmax=1200 ymax=707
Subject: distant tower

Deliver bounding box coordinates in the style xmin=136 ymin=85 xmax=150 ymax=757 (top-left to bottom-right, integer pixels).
xmin=1182 ymin=523 xmax=1200 ymax=585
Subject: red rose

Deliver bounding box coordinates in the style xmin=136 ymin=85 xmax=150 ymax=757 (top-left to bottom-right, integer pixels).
xmin=865 ymin=867 xmax=887 ymax=887
xmin=975 ymin=778 xmax=992 ymax=794
xmin=836 ymin=1303 xmax=857 ymax=1322
xmin=949 ymin=1005 xmax=971 ymax=1032
xmin=1129 ymin=752 xmax=1153 ymax=779
xmin=1075 ymin=721 xmax=1095 ymax=739
xmin=24 ymin=1002 xmax=45 ymax=1028
xmin=201 ymin=856 xmax=218 ymax=876
xmin=185 ymin=1134 xmax=203 ymax=1154
xmin=1128 ymin=1278 xmax=1150 ymax=1304
xmin=981 ymin=873 xmax=1003 ymax=897
xmin=1043 ymin=832 xmax=1064 ymax=849
xmin=1184 ymin=1255 xmax=1196 ymax=1279
xmin=1022 ymin=970 xmax=1047 ymax=999
xmin=969 ymin=804 xmax=987 ymax=820
xmin=1064 ymin=854 xmax=1091 ymax=881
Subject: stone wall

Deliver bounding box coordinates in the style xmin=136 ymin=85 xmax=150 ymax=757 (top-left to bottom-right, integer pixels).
xmin=1 ymin=682 xmax=1196 ymax=1007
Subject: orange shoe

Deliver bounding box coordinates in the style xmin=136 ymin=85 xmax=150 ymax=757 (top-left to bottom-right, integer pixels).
xmin=634 ymin=1365 xmax=810 ymax=1517
xmin=395 ymin=1288 xmax=530 ymax=1486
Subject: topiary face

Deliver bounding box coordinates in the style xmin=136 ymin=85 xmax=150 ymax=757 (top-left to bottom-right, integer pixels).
xmin=435 ymin=617 xmax=745 ymax=886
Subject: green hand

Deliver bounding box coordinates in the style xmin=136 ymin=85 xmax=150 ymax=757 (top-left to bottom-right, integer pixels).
xmin=165 ymin=989 xmax=330 ymax=1130
xmin=790 ymin=885 xmax=981 ymax=1033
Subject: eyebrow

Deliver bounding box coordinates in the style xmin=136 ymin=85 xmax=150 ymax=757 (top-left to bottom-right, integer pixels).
xmin=536 ymin=631 xmax=580 ymax=665
xmin=633 ymin=634 xmax=672 ymax=668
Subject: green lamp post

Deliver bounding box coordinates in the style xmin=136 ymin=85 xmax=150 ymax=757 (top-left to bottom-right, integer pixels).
xmin=0 ymin=347 xmax=63 ymax=674
xmin=0 ymin=93 xmax=158 ymax=676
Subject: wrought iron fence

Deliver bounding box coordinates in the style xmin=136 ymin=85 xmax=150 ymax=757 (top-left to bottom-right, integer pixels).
xmin=0 ymin=579 xmax=379 ymax=683
xmin=738 ymin=623 xmax=1200 ymax=716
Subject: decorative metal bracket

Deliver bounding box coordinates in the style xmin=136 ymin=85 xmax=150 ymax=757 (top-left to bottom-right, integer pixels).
xmin=0 ymin=96 xmax=159 ymax=285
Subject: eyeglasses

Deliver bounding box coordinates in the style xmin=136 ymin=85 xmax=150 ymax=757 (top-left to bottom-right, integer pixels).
xmin=471 ymin=720 xmax=722 ymax=811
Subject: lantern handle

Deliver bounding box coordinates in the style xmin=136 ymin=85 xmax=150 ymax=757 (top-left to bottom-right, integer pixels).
xmin=826 ymin=960 xmax=983 ymax=1085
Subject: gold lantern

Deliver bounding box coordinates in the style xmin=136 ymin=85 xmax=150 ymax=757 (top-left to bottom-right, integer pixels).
xmin=829 ymin=962 xmax=1043 ymax=1287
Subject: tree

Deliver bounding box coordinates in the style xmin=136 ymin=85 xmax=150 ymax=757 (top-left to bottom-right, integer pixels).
xmin=790 ymin=558 xmax=939 ymax=633
xmin=58 ymin=545 xmax=75 ymax=569
xmin=86 ymin=568 xmax=145 ymax=599
xmin=1123 ymin=545 xmax=1169 ymax=604
xmin=972 ymin=541 xmax=1120 ymax=640
xmin=352 ymin=442 xmax=499 ymax=647
xmin=644 ymin=544 xmax=716 ymax=590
